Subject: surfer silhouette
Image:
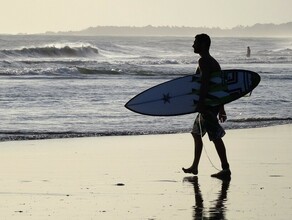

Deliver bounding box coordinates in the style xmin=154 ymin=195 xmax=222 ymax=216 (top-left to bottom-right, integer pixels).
xmin=182 ymin=34 xmax=231 ymax=178
xmin=246 ymin=46 xmax=251 ymax=57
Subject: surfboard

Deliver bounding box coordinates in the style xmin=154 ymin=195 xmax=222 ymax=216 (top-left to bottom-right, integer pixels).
xmin=125 ymin=69 xmax=261 ymax=116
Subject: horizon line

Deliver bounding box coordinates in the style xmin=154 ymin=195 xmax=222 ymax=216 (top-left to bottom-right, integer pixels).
xmin=1 ymin=21 xmax=292 ymax=36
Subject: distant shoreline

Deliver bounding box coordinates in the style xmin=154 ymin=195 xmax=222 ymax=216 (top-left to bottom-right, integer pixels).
xmin=1 ymin=22 xmax=292 ymax=37
xmin=44 ymin=22 xmax=292 ymax=37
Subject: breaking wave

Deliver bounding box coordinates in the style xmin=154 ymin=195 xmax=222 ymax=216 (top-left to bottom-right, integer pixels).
xmin=0 ymin=45 xmax=99 ymax=58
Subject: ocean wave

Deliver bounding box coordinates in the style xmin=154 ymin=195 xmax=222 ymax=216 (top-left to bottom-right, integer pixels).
xmin=0 ymin=131 xmax=126 ymax=142
xmin=76 ymin=66 xmax=186 ymax=77
xmin=0 ymin=45 xmax=99 ymax=58
xmin=228 ymin=117 xmax=292 ymax=123
xmin=0 ymin=66 xmax=78 ymax=77
xmin=136 ymin=58 xmax=195 ymax=65
xmin=76 ymin=67 xmax=123 ymax=75
xmin=1 ymin=118 xmax=291 ymax=142
xmin=223 ymin=117 xmax=292 ymax=130
xmin=0 ymin=130 xmax=176 ymax=142
xmin=257 ymin=48 xmax=292 ymax=56
xmin=0 ymin=66 xmax=176 ymax=77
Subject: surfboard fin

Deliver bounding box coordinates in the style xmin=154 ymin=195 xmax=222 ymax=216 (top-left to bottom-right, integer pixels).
xmin=244 ymin=91 xmax=252 ymax=97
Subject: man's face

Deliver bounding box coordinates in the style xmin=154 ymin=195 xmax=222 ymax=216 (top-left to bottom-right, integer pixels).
xmin=192 ymin=39 xmax=201 ymax=54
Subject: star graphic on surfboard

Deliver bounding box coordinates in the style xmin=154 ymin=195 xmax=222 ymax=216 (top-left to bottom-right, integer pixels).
xmin=162 ymin=93 xmax=171 ymax=104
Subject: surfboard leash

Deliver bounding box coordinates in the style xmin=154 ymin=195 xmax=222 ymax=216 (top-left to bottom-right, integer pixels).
xmin=198 ymin=113 xmax=221 ymax=171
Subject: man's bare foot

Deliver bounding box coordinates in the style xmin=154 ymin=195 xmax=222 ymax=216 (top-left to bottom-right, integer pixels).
xmin=182 ymin=167 xmax=198 ymax=175
xmin=211 ymin=169 xmax=231 ymax=180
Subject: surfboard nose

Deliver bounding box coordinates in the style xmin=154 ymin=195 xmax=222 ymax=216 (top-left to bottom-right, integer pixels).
xmin=252 ymin=72 xmax=261 ymax=89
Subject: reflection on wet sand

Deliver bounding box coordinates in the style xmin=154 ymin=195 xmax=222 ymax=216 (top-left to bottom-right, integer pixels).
xmin=183 ymin=176 xmax=231 ymax=220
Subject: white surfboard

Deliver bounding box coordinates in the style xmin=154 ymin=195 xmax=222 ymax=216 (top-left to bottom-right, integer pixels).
xmin=125 ymin=69 xmax=261 ymax=116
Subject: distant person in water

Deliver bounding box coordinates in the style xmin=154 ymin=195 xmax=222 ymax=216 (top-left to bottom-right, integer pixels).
xmin=182 ymin=34 xmax=231 ymax=179
xmin=246 ymin=46 xmax=251 ymax=57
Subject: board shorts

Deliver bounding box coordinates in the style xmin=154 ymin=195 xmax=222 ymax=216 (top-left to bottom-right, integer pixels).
xmin=192 ymin=106 xmax=226 ymax=141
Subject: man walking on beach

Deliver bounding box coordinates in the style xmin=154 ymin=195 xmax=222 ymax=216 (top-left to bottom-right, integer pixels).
xmin=182 ymin=34 xmax=231 ymax=178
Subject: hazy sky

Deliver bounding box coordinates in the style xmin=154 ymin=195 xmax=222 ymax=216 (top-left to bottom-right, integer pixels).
xmin=0 ymin=0 xmax=291 ymax=34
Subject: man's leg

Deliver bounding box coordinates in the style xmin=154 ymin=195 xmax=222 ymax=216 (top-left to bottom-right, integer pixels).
xmin=213 ymin=138 xmax=229 ymax=170
xmin=211 ymin=138 xmax=231 ymax=178
xmin=182 ymin=133 xmax=203 ymax=175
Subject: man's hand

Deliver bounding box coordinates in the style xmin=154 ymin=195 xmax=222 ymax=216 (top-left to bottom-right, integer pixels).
xmin=218 ymin=105 xmax=227 ymax=123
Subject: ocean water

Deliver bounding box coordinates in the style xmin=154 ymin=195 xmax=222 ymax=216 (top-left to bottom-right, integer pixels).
xmin=0 ymin=35 xmax=291 ymax=141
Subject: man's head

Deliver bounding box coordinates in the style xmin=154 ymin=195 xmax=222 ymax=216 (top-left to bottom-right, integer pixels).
xmin=193 ymin=34 xmax=211 ymax=54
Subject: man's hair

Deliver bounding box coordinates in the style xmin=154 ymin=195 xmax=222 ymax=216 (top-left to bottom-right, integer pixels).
xmin=195 ymin=34 xmax=211 ymax=49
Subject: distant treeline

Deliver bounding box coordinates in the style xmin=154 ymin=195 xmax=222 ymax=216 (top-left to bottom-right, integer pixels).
xmin=45 ymin=22 xmax=292 ymax=37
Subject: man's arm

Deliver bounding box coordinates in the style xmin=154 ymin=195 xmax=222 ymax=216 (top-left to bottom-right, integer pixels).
xmin=196 ymin=58 xmax=211 ymax=112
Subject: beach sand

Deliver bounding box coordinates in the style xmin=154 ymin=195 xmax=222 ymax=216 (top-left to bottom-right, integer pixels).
xmin=0 ymin=124 xmax=291 ymax=219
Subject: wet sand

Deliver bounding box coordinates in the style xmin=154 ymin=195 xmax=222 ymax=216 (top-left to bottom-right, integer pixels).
xmin=0 ymin=124 xmax=291 ymax=219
